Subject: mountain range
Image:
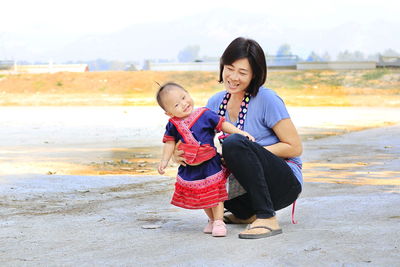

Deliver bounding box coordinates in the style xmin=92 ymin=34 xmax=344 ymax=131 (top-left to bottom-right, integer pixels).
xmin=1 ymin=8 xmax=399 ymax=62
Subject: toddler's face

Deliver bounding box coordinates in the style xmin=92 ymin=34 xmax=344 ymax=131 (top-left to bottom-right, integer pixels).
xmin=163 ymin=86 xmax=194 ymax=118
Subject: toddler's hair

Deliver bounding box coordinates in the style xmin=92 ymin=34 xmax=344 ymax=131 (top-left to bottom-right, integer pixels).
xmin=156 ymin=82 xmax=187 ymax=110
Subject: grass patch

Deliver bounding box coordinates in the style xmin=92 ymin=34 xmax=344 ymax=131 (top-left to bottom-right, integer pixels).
xmin=33 ymin=80 xmax=46 ymax=90
xmin=362 ymin=68 xmax=390 ymax=80
xmin=267 ymin=71 xmax=345 ymax=89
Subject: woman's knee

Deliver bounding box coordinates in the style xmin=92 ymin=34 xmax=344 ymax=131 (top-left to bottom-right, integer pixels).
xmin=222 ymin=133 xmax=246 ymax=156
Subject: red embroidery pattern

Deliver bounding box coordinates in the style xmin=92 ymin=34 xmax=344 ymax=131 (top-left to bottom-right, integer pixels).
xmin=169 ymin=107 xmax=207 ymax=145
xmin=170 ymin=107 xmax=216 ymax=165
xmin=162 ymin=135 xmax=175 ymax=143
xmin=175 ymin=167 xmax=229 ymax=189
xmin=216 ymin=116 xmax=225 ymax=132
xmin=171 ymin=168 xmax=229 ymax=209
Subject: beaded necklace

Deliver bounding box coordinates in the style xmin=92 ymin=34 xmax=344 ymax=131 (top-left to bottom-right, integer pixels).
xmin=217 ymin=92 xmax=250 ymax=198
xmin=218 ymin=92 xmax=250 ymax=130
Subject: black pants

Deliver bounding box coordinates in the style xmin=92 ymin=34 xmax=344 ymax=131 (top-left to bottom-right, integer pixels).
xmin=222 ymin=134 xmax=302 ymax=219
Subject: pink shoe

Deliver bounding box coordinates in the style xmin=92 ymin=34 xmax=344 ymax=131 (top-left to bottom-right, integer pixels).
xmin=212 ymin=220 xmax=227 ymax=237
xmin=203 ymin=220 xmax=214 ymax=234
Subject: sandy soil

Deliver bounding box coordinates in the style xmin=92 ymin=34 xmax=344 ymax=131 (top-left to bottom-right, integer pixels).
xmin=1 ymin=69 xmax=400 ymax=107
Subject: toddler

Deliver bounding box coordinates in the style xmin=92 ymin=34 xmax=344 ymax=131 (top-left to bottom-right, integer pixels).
xmin=156 ymin=82 xmax=254 ymax=237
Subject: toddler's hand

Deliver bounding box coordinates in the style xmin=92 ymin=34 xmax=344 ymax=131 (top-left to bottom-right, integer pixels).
xmin=242 ymin=131 xmax=255 ymax=142
xmin=158 ymin=160 xmax=168 ymax=175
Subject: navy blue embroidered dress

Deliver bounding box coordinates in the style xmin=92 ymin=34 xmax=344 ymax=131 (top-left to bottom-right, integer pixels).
xmin=162 ymin=108 xmax=228 ymax=209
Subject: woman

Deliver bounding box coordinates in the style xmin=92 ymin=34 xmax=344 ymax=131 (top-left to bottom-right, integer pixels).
xmin=176 ymin=37 xmax=303 ymax=239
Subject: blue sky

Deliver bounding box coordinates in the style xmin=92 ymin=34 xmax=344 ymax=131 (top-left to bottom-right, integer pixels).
xmin=1 ymin=0 xmax=399 ymax=61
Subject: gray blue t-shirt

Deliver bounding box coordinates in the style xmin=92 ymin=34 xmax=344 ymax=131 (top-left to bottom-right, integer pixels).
xmin=206 ymin=87 xmax=303 ymax=185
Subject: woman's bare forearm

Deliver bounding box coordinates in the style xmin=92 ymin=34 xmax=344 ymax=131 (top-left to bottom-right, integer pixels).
xmin=264 ymin=142 xmax=302 ymax=158
xmin=264 ymin=118 xmax=303 ymax=158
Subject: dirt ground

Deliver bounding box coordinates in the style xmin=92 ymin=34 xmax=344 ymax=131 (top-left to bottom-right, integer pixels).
xmin=1 ymin=69 xmax=400 ymax=265
xmin=0 ymin=107 xmax=400 ymax=266
xmin=0 ymin=124 xmax=399 ymax=266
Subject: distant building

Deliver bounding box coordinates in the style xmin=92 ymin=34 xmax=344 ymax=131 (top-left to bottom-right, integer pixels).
xmin=15 ymin=63 xmax=89 ymax=73
xmin=0 ymin=60 xmax=13 ymax=70
xmin=297 ymin=61 xmax=376 ymax=70
xmin=2 ymin=62 xmax=89 ymax=74
xmin=267 ymin=55 xmax=299 ymax=69
xmin=147 ymin=61 xmax=219 ymax=71
xmin=378 ymin=55 xmax=400 ymax=68
xmin=146 ymin=55 xmax=301 ymax=71
xmin=144 ymin=56 xmax=381 ymax=71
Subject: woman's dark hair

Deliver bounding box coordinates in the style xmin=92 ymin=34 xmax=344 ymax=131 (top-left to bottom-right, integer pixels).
xmin=156 ymin=82 xmax=186 ymax=110
xmin=219 ymin=37 xmax=267 ymax=96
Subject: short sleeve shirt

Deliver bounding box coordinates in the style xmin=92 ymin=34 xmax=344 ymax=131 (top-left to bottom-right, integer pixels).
xmin=206 ymin=87 xmax=303 ymax=184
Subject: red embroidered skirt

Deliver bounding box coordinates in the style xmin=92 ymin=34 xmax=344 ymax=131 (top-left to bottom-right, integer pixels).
xmin=171 ymin=168 xmax=229 ymax=209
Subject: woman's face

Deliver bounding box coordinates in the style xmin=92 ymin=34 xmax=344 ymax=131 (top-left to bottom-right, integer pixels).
xmin=222 ymin=57 xmax=253 ymax=95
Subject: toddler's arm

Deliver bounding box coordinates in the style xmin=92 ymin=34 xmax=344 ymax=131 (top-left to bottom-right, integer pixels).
xmin=221 ymin=121 xmax=255 ymax=142
xmin=158 ymin=141 xmax=175 ymax=175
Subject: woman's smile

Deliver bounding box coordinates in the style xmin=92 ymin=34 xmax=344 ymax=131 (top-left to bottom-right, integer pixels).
xmin=222 ymin=58 xmax=253 ymax=94
xmin=227 ymin=80 xmax=239 ymax=89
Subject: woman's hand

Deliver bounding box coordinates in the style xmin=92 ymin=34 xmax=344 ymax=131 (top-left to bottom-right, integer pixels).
xmin=172 ymin=140 xmax=187 ymax=166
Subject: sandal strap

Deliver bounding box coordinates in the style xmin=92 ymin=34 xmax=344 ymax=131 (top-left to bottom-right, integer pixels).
xmin=246 ymin=225 xmax=275 ymax=231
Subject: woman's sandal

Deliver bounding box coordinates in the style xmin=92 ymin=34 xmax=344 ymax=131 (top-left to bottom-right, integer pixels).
xmin=238 ymin=225 xmax=282 ymax=239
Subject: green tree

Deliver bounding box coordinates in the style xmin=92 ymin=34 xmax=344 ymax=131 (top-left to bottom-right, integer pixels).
xmin=178 ymin=45 xmax=200 ymax=62
xmin=382 ymin=48 xmax=400 ymax=56
xmin=337 ymin=50 xmax=351 ymax=61
xmin=276 ymin=44 xmax=292 ymax=56
xmin=306 ymin=51 xmax=321 ymax=62
xmin=337 ymin=50 xmax=365 ymax=61
xmin=321 ymin=52 xmax=331 ymax=62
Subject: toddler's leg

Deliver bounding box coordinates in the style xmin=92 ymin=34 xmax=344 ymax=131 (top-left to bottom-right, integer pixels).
xmin=211 ymin=202 xmax=224 ymax=220
xmin=204 ymin=208 xmax=214 ymax=221
xmin=211 ymin=202 xmax=227 ymax=237
xmin=203 ymin=208 xmax=214 ymax=234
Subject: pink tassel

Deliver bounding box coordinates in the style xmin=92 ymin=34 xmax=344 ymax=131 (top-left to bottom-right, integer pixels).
xmin=291 ymin=201 xmax=298 ymax=224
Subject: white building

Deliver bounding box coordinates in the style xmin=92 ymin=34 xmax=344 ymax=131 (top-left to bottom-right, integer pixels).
xmin=297 ymin=61 xmax=377 ymax=70
xmin=148 ymin=61 xmax=219 ymax=71
xmin=12 ymin=63 xmax=89 ymax=74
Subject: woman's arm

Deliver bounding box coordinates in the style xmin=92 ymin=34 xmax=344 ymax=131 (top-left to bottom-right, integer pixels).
xmin=264 ymin=118 xmax=303 ymax=158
